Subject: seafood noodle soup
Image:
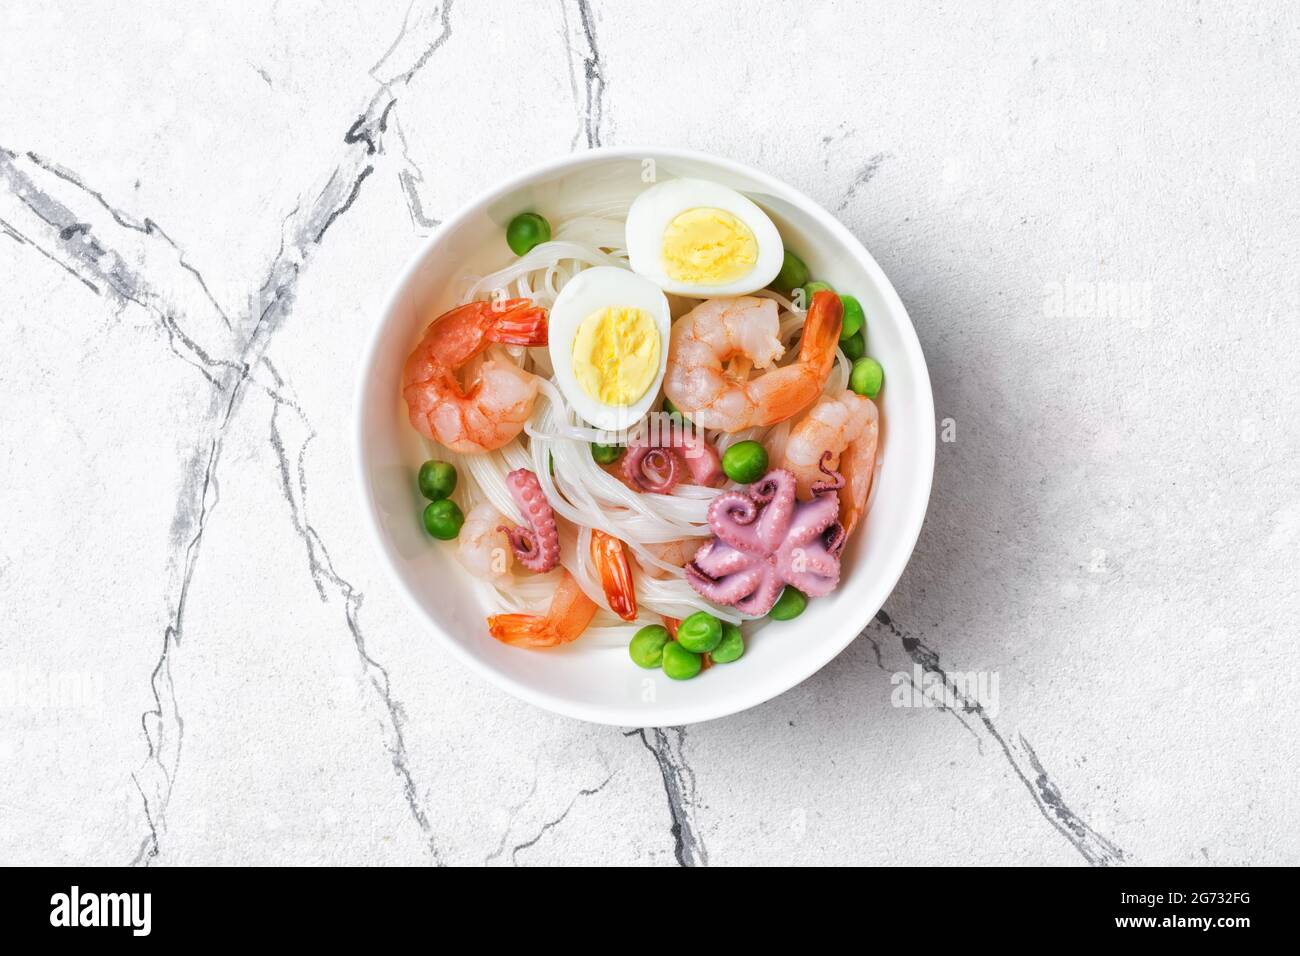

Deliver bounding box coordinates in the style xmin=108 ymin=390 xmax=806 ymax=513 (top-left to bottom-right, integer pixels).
xmin=395 ymin=157 xmax=888 ymax=687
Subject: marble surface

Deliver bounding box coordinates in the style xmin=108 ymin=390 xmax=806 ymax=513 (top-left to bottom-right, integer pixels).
xmin=2 ymin=0 xmax=1297 ymax=866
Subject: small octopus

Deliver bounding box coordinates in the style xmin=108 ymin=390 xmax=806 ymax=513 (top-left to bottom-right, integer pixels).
xmin=499 ymin=468 xmax=560 ymax=572
xmin=684 ymin=454 xmax=846 ymax=616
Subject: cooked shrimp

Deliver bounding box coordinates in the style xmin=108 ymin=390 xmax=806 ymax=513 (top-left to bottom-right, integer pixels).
xmin=487 ymin=571 xmax=598 ymax=648
xmin=402 ymin=299 xmax=548 ymax=454
xmin=590 ymin=530 xmax=637 ymax=622
xmin=637 ymin=537 xmax=704 ymax=578
xmin=778 ymin=389 xmax=879 ymax=534
xmin=457 ymin=503 xmax=513 ymax=582
xmin=664 ymin=291 xmax=843 ymax=432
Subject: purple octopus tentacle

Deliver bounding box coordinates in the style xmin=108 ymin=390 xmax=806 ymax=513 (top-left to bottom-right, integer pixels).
xmin=622 ymin=417 xmax=723 ymax=491
xmin=669 ymin=418 xmax=723 ymax=485
xmin=690 ymin=538 xmax=757 ymax=577
xmin=706 ymin=492 xmax=767 ymax=554
xmin=503 ymin=468 xmax=560 ymax=572
xmin=786 ymin=493 xmax=841 ymax=544
xmin=685 ymin=561 xmax=772 ymax=606
xmin=731 ymin=563 xmax=785 ymax=616
xmin=775 ymin=542 xmax=841 ymax=597
xmin=623 ymin=444 xmax=679 ymax=493
xmin=753 ymin=470 xmax=798 ymax=552
xmin=811 ymin=450 xmax=845 ymax=497
xmin=822 ymin=521 xmax=847 ymax=557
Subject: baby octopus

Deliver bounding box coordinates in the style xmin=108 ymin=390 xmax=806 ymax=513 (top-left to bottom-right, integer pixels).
xmin=683 ymin=455 xmax=846 ymax=616
xmin=498 ymin=468 xmax=560 ymax=572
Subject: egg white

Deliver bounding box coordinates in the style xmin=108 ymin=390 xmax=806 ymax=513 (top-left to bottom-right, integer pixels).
xmin=625 ymin=178 xmax=785 ymax=298
xmin=547 ymin=266 xmax=672 ymax=433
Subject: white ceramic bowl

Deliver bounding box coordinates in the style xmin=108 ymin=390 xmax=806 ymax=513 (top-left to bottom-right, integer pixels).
xmin=354 ymin=147 xmax=934 ymax=726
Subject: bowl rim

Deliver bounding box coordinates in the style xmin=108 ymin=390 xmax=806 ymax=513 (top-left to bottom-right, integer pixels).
xmin=353 ymin=145 xmax=935 ymax=726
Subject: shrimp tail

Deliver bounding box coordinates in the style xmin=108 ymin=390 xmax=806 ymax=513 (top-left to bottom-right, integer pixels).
xmin=484 ymin=298 xmax=548 ymax=346
xmin=487 ymin=573 xmax=598 ymax=648
xmin=801 ymin=291 xmax=844 ymax=374
xmin=590 ymin=530 xmax=638 ymax=622
xmin=486 ymin=613 xmax=552 ymax=645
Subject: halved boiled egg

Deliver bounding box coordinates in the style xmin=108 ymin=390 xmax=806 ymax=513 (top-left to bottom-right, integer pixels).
xmin=625 ymin=178 xmax=785 ymax=297
xmin=548 ymin=266 xmax=672 ymax=432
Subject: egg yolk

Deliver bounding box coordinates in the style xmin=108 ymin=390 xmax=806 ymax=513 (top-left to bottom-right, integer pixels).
xmin=661 ymin=207 xmax=758 ymax=285
xmin=571 ymin=305 xmax=661 ymax=406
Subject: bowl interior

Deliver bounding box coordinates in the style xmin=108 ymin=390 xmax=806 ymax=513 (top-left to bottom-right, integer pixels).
xmin=356 ymin=150 xmax=934 ymax=726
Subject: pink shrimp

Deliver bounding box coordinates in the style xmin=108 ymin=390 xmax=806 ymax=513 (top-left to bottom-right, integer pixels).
xmin=637 ymin=537 xmax=707 ymax=579
xmin=590 ymin=530 xmax=637 ymax=622
xmin=663 ymin=291 xmax=843 ymax=432
xmin=487 ymin=572 xmax=598 ymax=648
xmin=776 ymin=389 xmax=879 ymax=536
xmin=402 ymin=298 xmax=547 ymax=453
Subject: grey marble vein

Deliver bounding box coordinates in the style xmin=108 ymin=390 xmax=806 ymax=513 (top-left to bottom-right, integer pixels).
xmin=0 ymin=1 xmax=458 ymax=866
xmin=393 ymin=112 xmax=441 ymax=234
xmin=870 ymin=610 xmax=1127 ymax=866
xmin=372 ymin=0 xmax=454 ymax=232
xmin=561 ymin=0 xmax=610 ymax=149
xmin=484 ymin=772 xmax=541 ymax=865
xmin=0 ymin=150 xmax=243 ymax=382
xmin=837 ymin=152 xmax=890 ymax=211
xmin=508 ymin=773 xmax=615 ymax=865
xmin=268 ymin=389 xmax=444 ymax=864
xmin=630 ymin=728 xmax=708 ymax=866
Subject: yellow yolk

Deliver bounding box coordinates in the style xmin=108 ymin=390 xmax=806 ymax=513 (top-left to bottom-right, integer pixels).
xmin=661 ymin=207 xmax=758 ymax=284
xmin=571 ymin=305 xmax=661 ymax=406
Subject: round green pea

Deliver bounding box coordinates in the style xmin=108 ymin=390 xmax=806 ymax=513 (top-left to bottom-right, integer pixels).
xmin=591 ymin=442 xmax=622 ymax=465
xmin=800 ymin=281 xmax=835 ymax=311
xmin=772 ymin=250 xmax=810 ymax=294
xmin=676 ymin=611 xmax=722 ymax=654
xmin=417 ymin=460 xmax=457 ymax=501
xmin=506 ymin=212 xmax=551 ymax=256
xmin=711 ymin=622 xmax=745 ymax=663
xmin=769 ymin=586 xmax=807 ymax=621
xmin=629 ymin=625 xmax=670 ymax=669
xmin=661 ymin=641 xmax=703 ymax=680
xmin=422 ymin=498 xmax=464 ymax=540
xmin=849 ymin=356 xmax=884 ymax=398
xmin=840 ymin=331 xmax=865 ymax=362
xmin=840 ymin=295 xmax=866 ymax=340
xmin=721 ymin=440 xmax=768 ymax=484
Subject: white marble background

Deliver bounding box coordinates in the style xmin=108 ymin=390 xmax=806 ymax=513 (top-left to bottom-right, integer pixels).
xmin=2 ymin=0 xmax=1297 ymax=866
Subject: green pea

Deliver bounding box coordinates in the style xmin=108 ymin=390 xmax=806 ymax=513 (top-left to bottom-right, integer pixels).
xmin=800 ymin=280 xmax=835 ymax=311
xmin=506 ymin=212 xmax=551 ymax=256
xmin=722 ymin=440 xmax=768 ymax=484
xmin=417 ymin=460 xmax=457 ymax=501
xmin=711 ymin=622 xmax=745 ymax=663
xmin=772 ymin=249 xmax=809 ymax=294
xmin=676 ymin=611 xmax=722 ymax=654
xmin=661 ymin=641 xmax=703 ymax=680
xmin=840 ymin=330 xmax=865 ymax=362
xmin=769 ymin=586 xmax=807 ymax=621
xmin=591 ymin=442 xmax=622 ymax=465
xmin=840 ymin=295 xmax=865 ymax=340
xmin=849 ymin=356 xmax=884 ymax=398
xmin=629 ymin=625 xmax=670 ymax=669
xmin=422 ymin=499 xmax=464 ymax=540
